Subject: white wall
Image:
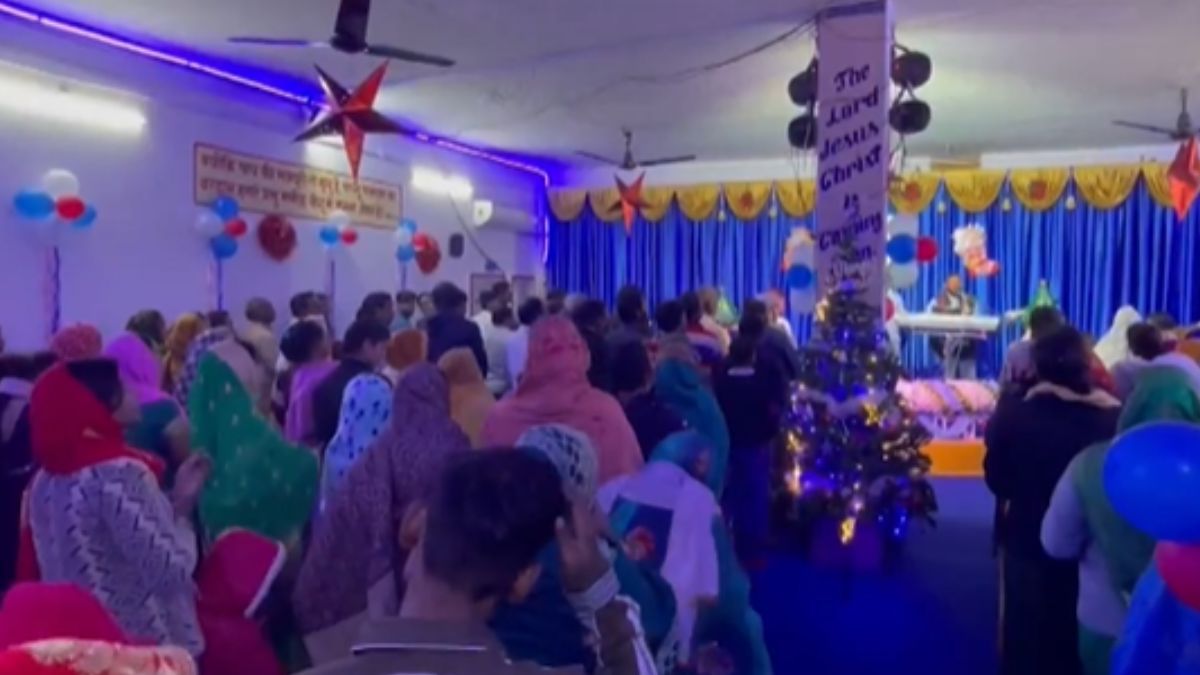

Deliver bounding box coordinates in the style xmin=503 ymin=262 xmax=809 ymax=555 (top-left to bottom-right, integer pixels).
xmin=0 ymin=20 xmax=546 ymax=351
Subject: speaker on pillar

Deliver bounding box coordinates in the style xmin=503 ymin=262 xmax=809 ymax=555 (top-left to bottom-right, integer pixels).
xmin=890 ymin=47 xmax=932 ymax=136
xmin=787 ymin=57 xmax=819 ymax=150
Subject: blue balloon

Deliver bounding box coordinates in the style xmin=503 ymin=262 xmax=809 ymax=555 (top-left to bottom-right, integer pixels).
xmin=72 ymin=205 xmax=98 ymax=230
xmin=209 ymin=233 xmax=239 ymax=260
xmin=786 ymin=264 xmax=814 ymax=290
xmin=399 ymin=218 xmax=418 ymax=234
xmin=13 ymin=189 xmax=54 ymax=220
xmin=1104 ymin=421 xmax=1200 ymax=542
xmin=211 ymin=196 xmax=239 ymax=221
xmin=318 ymin=226 xmax=341 ymax=246
xmin=886 ymin=234 xmax=917 ymax=264
xmin=395 ymin=245 xmax=415 ymax=263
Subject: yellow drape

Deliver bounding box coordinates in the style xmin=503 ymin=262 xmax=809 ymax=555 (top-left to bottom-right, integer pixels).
xmin=943 ymin=170 xmax=1006 ymax=213
xmin=640 ymin=186 xmax=674 ymax=223
xmin=723 ymin=182 xmax=772 ymax=220
xmin=676 ymin=185 xmax=721 ymax=221
xmin=775 ymin=180 xmax=816 ymax=218
xmin=587 ymin=188 xmax=622 ymax=224
xmin=548 ymin=190 xmax=587 ymax=221
xmin=1009 ymin=168 xmax=1069 ymax=212
xmin=1140 ymin=163 xmax=1174 ymax=209
xmin=1072 ymin=165 xmax=1141 ymax=210
xmin=889 ymin=173 xmax=940 ymax=214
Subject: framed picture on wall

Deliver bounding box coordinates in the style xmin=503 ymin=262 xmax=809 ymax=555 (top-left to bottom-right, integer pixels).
xmin=469 ymin=272 xmax=506 ymax=315
xmin=511 ymin=275 xmax=539 ymax=308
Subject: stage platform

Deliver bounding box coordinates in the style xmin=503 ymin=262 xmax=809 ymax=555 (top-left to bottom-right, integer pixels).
xmin=897 ymin=378 xmax=994 ymax=478
xmin=926 ymin=439 xmax=984 ymax=477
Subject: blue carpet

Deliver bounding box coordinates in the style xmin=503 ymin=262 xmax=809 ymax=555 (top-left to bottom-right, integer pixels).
xmin=753 ymin=478 xmax=998 ymax=675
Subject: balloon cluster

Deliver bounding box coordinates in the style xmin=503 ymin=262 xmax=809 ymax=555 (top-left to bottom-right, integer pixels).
xmin=11 ymin=169 xmax=98 ymax=240
xmin=194 ymin=196 xmax=248 ymax=260
xmin=1104 ymin=422 xmax=1200 ymax=613
xmin=783 ymin=228 xmax=816 ymax=291
xmin=886 ymin=212 xmax=937 ymax=289
xmin=395 ymin=218 xmax=442 ymax=274
xmin=318 ymin=210 xmax=359 ymax=251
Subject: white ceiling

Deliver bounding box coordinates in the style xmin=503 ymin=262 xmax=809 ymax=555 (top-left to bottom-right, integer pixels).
xmin=24 ymin=0 xmax=1200 ymax=167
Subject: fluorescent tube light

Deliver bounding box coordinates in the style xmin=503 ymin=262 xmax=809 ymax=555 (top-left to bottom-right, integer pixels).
xmin=411 ymin=166 xmax=474 ymax=200
xmin=0 ymin=69 xmax=145 ymax=134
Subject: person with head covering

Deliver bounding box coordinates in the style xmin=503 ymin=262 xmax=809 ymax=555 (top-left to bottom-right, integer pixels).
xmin=162 ymin=313 xmax=207 ymax=394
xmin=984 ymin=326 xmax=1120 ymax=675
xmin=1093 ymin=305 xmax=1142 ymax=368
xmin=293 ymin=363 xmax=470 ymax=665
xmin=105 ymin=333 xmax=191 ymax=485
xmin=489 ymin=424 xmax=677 ymax=671
xmin=612 ymin=340 xmax=686 ymax=459
xmin=481 ymin=316 xmax=643 ymax=484
xmin=438 ymin=347 xmax=495 ymax=446
xmin=49 ymin=324 xmax=103 ymax=362
xmin=655 ymin=359 xmax=731 ymax=497
xmin=125 ymin=310 xmax=167 ymax=355
xmin=20 ymin=360 xmax=207 ymax=656
xmin=1041 ymin=366 xmax=1197 ymax=674
xmin=382 ymin=328 xmax=428 ymax=386
xmin=279 ymin=319 xmax=334 ymax=446
xmin=598 ymin=431 xmax=772 ymax=674
xmin=319 ymin=373 xmax=392 ymax=510
xmin=172 ymin=326 xmax=234 ymax=408
xmin=187 ymin=337 xmax=318 ymax=546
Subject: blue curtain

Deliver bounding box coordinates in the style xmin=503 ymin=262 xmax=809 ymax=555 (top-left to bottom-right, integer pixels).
xmin=549 ymin=181 xmax=1200 ymax=377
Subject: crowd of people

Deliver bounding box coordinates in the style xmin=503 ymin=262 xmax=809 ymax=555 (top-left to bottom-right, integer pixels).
xmin=0 ymin=280 xmax=802 ymax=675
xmin=986 ymin=305 xmax=1200 ymax=675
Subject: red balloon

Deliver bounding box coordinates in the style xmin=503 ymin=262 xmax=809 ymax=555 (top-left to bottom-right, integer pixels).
xmin=256 ymin=214 xmax=296 ymax=262
xmin=884 ymin=297 xmax=896 ymax=322
xmin=1156 ymin=541 xmax=1200 ymax=612
xmin=340 ymin=228 xmax=359 ymax=245
xmin=416 ymin=237 xmax=441 ymax=274
xmin=916 ymin=237 xmax=939 ymax=263
xmin=412 ymin=232 xmax=431 ymax=253
xmin=224 ymin=218 xmax=248 ymax=238
xmin=55 ymin=196 xmax=86 ymax=221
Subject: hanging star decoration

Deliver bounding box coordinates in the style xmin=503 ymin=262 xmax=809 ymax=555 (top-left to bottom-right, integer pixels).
xmin=1168 ymin=137 xmax=1200 ymax=221
xmin=612 ymin=173 xmax=649 ymax=233
xmin=295 ymin=62 xmax=409 ymax=180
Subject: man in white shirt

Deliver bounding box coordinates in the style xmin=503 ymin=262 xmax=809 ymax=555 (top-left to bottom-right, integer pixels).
xmin=484 ymin=306 xmax=516 ymax=396
xmin=506 ymin=297 xmax=546 ymax=390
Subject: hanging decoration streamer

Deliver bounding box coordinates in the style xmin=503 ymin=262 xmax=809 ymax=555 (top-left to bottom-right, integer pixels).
xmin=43 ymin=246 xmax=61 ymax=342
xmin=325 ymin=255 xmax=336 ymax=337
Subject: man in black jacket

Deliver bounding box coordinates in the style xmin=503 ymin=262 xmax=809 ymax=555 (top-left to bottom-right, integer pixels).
xmin=425 ymin=282 xmax=488 ymax=374
xmin=311 ymin=319 xmax=390 ymax=447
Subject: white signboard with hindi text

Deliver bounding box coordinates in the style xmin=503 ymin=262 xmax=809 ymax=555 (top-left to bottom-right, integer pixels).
xmin=814 ymin=0 xmax=892 ymax=311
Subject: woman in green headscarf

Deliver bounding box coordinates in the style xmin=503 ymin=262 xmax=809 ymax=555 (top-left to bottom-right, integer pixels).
xmin=187 ymin=337 xmax=318 ymax=546
xmin=654 ymin=358 xmax=731 ymax=497
xmin=1041 ymin=366 xmax=1200 ymax=675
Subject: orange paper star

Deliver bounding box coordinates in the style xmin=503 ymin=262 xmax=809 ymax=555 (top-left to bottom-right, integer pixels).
xmin=295 ymin=62 xmax=410 ymax=180
xmin=1168 ymin=138 xmax=1200 ymax=221
xmin=613 ymin=173 xmax=649 ymax=233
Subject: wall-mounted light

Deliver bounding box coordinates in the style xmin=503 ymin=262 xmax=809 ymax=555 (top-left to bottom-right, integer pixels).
xmin=411 ymin=166 xmax=473 ymax=200
xmin=0 ymin=65 xmax=145 ymax=135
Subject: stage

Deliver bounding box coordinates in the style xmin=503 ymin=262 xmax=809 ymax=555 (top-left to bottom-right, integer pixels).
xmin=898 ymin=378 xmax=996 ymax=478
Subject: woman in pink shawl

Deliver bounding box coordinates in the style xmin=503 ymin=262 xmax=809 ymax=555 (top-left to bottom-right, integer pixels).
xmin=278 ymin=319 xmax=334 ymax=448
xmin=292 ymin=363 xmax=469 ymax=665
xmin=481 ymin=315 xmax=643 ymax=483
xmin=106 ymin=333 xmax=191 ymax=485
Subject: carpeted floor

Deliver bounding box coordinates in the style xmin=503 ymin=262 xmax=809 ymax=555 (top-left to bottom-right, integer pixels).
xmin=753 ymin=478 xmax=999 ymax=675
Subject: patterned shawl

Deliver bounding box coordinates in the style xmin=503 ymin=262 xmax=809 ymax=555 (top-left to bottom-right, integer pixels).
xmin=320 ymin=373 xmax=393 ymax=509
xmin=188 ymin=340 xmax=317 ymax=545
xmin=172 ymin=327 xmax=231 ymax=406
xmin=293 ymin=363 xmax=469 ymax=634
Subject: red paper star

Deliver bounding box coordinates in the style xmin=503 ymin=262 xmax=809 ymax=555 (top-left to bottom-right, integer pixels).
xmin=295 ymin=62 xmax=409 ymax=180
xmin=613 ymin=173 xmax=649 ymax=233
xmin=1168 ymin=138 xmax=1200 ymax=221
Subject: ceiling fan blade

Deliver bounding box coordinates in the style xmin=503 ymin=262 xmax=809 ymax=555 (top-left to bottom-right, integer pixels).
xmin=1112 ymin=120 xmax=1179 ymax=136
xmin=638 ymin=155 xmax=698 ymax=167
xmin=228 ymin=37 xmax=327 ymax=47
xmin=335 ymin=0 xmax=371 ymax=45
xmin=365 ymin=44 xmax=455 ymax=67
xmin=575 ymin=151 xmax=623 ymax=166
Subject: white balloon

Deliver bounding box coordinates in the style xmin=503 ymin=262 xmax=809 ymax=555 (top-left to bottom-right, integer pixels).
xmin=889 ymin=212 xmax=919 ymax=238
xmin=394 ymin=228 xmax=413 ymax=247
xmin=42 ymin=169 xmax=80 ymax=199
xmin=194 ymin=211 xmax=224 ymax=237
xmin=888 ymin=262 xmax=919 ymax=289
xmin=329 ymin=209 xmax=352 ymax=229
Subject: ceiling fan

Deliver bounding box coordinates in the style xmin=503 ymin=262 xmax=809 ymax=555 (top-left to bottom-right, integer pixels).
xmin=228 ymin=0 xmax=455 ymax=68
xmin=576 ymin=129 xmax=697 ymax=170
xmin=1113 ymin=88 xmax=1197 ymax=141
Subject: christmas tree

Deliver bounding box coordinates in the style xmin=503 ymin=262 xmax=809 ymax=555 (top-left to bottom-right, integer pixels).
xmin=774 ymin=279 xmax=937 ymax=549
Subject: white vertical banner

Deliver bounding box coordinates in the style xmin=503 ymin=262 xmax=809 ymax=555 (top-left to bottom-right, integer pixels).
xmin=815 ymin=0 xmax=892 ymax=311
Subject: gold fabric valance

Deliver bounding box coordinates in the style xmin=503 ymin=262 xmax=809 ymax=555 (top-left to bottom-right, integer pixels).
xmin=547 ymin=162 xmax=1174 ymax=224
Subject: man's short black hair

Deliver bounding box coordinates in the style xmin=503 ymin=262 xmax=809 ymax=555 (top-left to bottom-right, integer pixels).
xmin=742 ymin=298 xmax=770 ymax=322
xmin=616 ymin=285 xmax=646 ymax=325
xmin=1034 ymin=326 xmax=1091 ymax=394
xmin=571 ymin=299 xmax=607 ymax=331
xmin=342 ymin=319 xmax=390 ymax=355
xmin=358 ymin=291 xmax=393 ymax=321
xmin=396 ymin=290 xmax=417 ymax=304
xmin=492 ymin=281 xmax=511 ymax=296
xmin=738 ymin=312 xmax=768 ymax=340
xmin=478 ymin=289 xmax=495 ymax=309
xmin=289 ymin=291 xmax=316 ymax=319
xmin=280 ymin=320 xmax=326 ymax=364
xmin=680 ymin=292 xmax=702 ymax=323
xmin=432 ymin=282 xmax=468 ymax=313
xmin=655 ymin=300 xmax=685 ymax=333
xmin=423 ymin=450 xmax=566 ymax=601
xmin=612 ymin=341 xmax=652 ymax=395
xmin=1028 ymin=306 xmax=1064 ymax=341
xmin=1127 ymin=322 xmax=1164 ymax=361
xmin=517 ymin=298 xmax=545 ymax=327
xmin=546 ymin=289 xmax=567 ymax=314
xmin=492 ymin=306 xmax=515 ymax=328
